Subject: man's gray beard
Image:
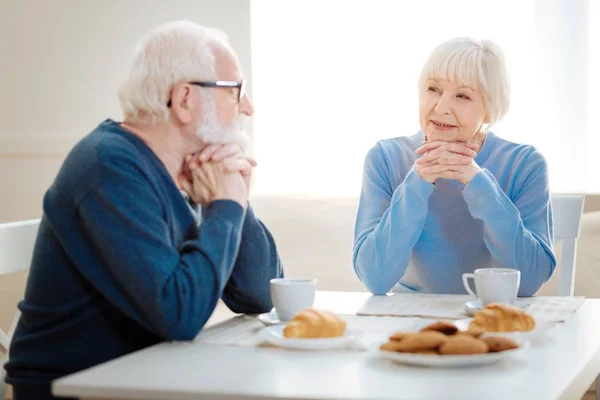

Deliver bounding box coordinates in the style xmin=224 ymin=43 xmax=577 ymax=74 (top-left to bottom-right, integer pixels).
xmin=196 ymin=95 xmax=251 ymax=152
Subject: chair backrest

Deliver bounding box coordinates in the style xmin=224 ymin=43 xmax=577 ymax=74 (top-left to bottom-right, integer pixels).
xmin=551 ymin=195 xmax=585 ymax=296
xmin=0 ymin=220 xmax=40 ymax=276
xmin=0 ymin=219 xmax=40 ymax=396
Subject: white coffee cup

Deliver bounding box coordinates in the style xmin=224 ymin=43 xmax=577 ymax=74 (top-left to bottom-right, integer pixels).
xmin=462 ymin=268 xmax=520 ymax=306
xmin=270 ymin=278 xmax=317 ymax=321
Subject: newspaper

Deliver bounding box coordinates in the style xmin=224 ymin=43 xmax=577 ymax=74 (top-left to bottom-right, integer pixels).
xmin=355 ymin=293 xmax=585 ymax=322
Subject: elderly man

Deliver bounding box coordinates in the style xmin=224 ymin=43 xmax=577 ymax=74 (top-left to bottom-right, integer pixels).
xmin=4 ymin=20 xmax=283 ymax=400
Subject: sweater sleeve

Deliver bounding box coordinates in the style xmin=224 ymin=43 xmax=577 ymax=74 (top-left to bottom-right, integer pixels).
xmin=353 ymin=143 xmax=435 ymax=295
xmin=461 ymin=149 xmax=556 ymax=296
xmin=211 ymin=204 xmax=284 ymax=314
xmin=75 ymin=158 xmax=246 ymax=341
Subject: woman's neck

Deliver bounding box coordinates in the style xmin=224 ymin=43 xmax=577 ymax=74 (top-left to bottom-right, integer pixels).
xmin=470 ymin=130 xmax=487 ymax=152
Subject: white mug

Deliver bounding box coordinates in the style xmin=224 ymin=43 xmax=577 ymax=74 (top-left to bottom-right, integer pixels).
xmin=270 ymin=278 xmax=317 ymax=321
xmin=462 ymin=268 xmax=520 ymax=306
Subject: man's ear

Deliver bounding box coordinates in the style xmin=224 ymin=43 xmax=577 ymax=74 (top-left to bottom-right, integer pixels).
xmin=170 ymin=84 xmax=195 ymax=124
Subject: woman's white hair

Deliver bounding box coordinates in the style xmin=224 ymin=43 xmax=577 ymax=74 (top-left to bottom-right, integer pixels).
xmin=118 ymin=20 xmax=235 ymax=123
xmin=418 ymin=37 xmax=510 ymax=127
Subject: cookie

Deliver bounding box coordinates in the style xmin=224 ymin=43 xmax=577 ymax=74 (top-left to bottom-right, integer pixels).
xmin=414 ymin=349 xmax=438 ymax=355
xmin=438 ymin=335 xmax=488 ymax=355
xmin=380 ymin=341 xmax=405 ymax=352
xmin=420 ymin=321 xmax=459 ymax=336
xmin=389 ymin=331 xmax=412 ymax=342
xmin=396 ymin=331 xmax=449 ymax=352
xmin=481 ymin=336 xmax=520 ymax=352
xmin=458 ymin=326 xmax=485 ymax=338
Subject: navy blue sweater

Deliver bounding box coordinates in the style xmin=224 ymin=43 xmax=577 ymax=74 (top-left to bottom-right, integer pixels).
xmin=5 ymin=120 xmax=283 ymax=397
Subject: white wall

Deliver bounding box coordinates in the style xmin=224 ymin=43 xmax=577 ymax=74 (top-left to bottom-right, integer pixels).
xmin=0 ymin=0 xmax=252 ymax=222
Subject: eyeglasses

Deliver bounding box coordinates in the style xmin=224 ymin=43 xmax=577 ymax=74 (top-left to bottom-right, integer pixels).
xmin=167 ymin=79 xmax=246 ymax=107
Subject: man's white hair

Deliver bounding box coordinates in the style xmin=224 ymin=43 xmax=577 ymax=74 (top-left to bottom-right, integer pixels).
xmin=118 ymin=20 xmax=235 ymax=123
xmin=418 ymin=37 xmax=510 ymax=127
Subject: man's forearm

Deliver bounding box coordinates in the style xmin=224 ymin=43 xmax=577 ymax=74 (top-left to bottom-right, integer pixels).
xmin=221 ymin=205 xmax=283 ymax=314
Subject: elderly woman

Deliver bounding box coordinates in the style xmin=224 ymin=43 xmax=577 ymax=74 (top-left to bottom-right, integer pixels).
xmin=353 ymin=37 xmax=555 ymax=296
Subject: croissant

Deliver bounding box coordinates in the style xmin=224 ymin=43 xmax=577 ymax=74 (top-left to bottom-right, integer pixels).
xmin=283 ymin=308 xmax=347 ymax=339
xmin=469 ymin=303 xmax=535 ymax=332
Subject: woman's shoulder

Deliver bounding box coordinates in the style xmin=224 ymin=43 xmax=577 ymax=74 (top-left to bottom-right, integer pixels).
xmin=366 ymin=131 xmax=423 ymax=162
xmin=487 ymin=133 xmax=545 ymax=156
xmin=362 ymin=132 xmax=422 ymax=186
xmin=485 ymin=133 xmax=548 ymax=165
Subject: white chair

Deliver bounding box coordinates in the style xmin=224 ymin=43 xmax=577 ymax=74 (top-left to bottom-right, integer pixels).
xmin=550 ymin=196 xmax=598 ymax=399
xmin=0 ymin=219 xmax=40 ymax=399
xmin=551 ymin=195 xmax=585 ymax=297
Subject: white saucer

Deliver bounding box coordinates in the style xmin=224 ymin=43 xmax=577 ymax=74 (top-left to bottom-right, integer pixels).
xmin=257 ymin=309 xmax=286 ymax=326
xmin=463 ymin=300 xmax=530 ymax=317
xmin=258 ymin=325 xmax=362 ymax=350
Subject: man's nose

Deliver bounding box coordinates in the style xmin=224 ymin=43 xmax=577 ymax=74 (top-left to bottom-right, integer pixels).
xmin=240 ymin=95 xmax=254 ymax=116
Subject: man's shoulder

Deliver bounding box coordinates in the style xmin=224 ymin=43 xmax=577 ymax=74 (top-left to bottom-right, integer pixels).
xmin=73 ymin=119 xmax=144 ymax=164
xmin=49 ymin=120 xmax=150 ymax=204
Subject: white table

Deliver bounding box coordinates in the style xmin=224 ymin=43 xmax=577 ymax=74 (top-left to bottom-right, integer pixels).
xmin=53 ymin=291 xmax=600 ymax=400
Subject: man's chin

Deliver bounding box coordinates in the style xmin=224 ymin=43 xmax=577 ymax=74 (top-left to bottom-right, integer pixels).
xmin=197 ymin=128 xmax=251 ymax=152
xmin=230 ymin=132 xmax=251 ymax=152
xmin=207 ymin=132 xmax=251 ymax=152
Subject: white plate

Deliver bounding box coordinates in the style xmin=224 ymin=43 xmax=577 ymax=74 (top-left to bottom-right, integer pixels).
xmin=463 ymin=300 xmax=530 ymax=317
xmin=258 ymin=324 xmax=361 ymax=350
xmin=380 ymin=340 xmax=529 ymax=367
xmin=453 ymin=318 xmax=557 ymax=342
xmin=257 ymin=309 xmax=284 ymax=326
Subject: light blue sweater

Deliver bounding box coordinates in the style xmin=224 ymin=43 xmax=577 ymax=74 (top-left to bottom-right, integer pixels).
xmin=353 ymin=131 xmax=556 ymax=296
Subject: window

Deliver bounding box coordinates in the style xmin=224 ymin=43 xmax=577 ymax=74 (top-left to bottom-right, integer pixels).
xmin=250 ymin=0 xmax=598 ymax=195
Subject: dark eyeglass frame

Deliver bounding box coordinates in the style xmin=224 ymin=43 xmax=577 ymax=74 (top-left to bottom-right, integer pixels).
xmin=167 ymin=79 xmax=246 ymax=107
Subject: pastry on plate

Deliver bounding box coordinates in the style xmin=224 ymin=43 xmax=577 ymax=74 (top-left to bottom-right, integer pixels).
xmin=469 ymin=303 xmax=535 ymax=332
xmin=481 ymin=336 xmax=520 ymax=352
xmin=462 ymin=326 xmax=485 ymax=338
xmin=379 ymin=319 xmax=521 ymax=356
xmin=420 ymin=321 xmax=459 ymax=336
xmin=388 ymin=332 xmax=415 ymax=342
xmin=380 ymin=341 xmax=406 ymax=352
xmin=283 ymin=308 xmax=346 ymax=339
xmin=394 ymin=331 xmax=449 ymax=352
xmin=438 ymin=335 xmax=489 ymax=355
